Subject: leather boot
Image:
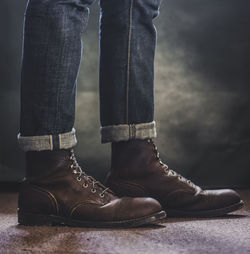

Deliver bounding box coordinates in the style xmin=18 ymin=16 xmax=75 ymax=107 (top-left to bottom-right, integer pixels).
xmin=106 ymin=138 xmax=244 ymax=217
xmin=18 ymin=148 xmax=166 ymax=227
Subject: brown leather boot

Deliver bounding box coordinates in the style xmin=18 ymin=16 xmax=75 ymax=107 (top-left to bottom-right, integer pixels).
xmin=18 ymin=148 xmax=166 ymax=227
xmin=106 ymin=138 xmax=244 ymax=217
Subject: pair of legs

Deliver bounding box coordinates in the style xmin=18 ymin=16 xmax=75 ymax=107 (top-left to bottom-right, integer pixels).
xmin=18 ymin=0 xmax=243 ymax=228
xmin=18 ymin=0 xmax=159 ymax=148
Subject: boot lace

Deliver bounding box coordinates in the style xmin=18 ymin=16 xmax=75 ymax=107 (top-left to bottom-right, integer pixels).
xmin=68 ymin=149 xmax=111 ymax=197
xmin=146 ymin=139 xmax=192 ymax=185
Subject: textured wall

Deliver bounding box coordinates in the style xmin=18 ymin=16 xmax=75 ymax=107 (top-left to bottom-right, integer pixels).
xmin=0 ymin=0 xmax=250 ymax=187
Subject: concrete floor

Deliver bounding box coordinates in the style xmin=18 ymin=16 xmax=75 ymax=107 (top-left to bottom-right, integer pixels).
xmin=0 ymin=190 xmax=250 ymax=254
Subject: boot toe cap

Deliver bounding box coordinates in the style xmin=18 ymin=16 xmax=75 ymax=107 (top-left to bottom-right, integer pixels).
xmin=206 ymin=189 xmax=242 ymax=208
xmin=118 ymin=197 xmax=163 ymax=220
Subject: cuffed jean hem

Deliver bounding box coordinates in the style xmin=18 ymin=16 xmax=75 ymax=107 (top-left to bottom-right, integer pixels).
xmin=100 ymin=121 xmax=157 ymax=143
xmin=17 ymin=128 xmax=77 ymax=151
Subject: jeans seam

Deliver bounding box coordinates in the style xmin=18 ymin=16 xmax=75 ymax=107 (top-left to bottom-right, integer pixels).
xmin=59 ymin=134 xmax=62 ymax=149
xmin=49 ymin=135 xmax=53 ymax=150
xmin=132 ymin=124 xmax=135 ymax=139
xmin=126 ymin=0 xmax=134 ymax=123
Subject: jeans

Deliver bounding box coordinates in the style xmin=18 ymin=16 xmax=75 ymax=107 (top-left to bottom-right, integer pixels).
xmin=18 ymin=0 xmax=162 ymax=151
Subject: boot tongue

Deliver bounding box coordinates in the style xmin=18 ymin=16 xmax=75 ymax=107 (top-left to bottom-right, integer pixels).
xmin=111 ymin=139 xmax=157 ymax=172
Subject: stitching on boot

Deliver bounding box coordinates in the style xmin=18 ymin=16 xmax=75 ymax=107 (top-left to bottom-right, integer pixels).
xmin=25 ymin=184 xmax=59 ymax=215
xmin=110 ymin=180 xmax=148 ymax=197
xmin=69 ymin=202 xmax=102 ymax=217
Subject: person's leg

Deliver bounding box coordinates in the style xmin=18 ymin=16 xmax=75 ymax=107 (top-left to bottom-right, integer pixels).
xmin=18 ymin=0 xmax=86 ymax=150
xmin=99 ymin=0 xmax=244 ymax=217
xmin=17 ymin=0 xmax=165 ymax=227
xmin=99 ymin=0 xmax=161 ymax=143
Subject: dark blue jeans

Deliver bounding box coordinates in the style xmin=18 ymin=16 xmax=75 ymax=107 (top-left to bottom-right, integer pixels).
xmin=18 ymin=0 xmax=162 ymax=151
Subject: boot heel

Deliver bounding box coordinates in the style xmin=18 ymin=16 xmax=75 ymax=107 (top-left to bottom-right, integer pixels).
xmin=18 ymin=210 xmax=59 ymax=226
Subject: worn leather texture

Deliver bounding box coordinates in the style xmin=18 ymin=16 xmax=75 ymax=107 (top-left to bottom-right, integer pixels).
xmin=107 ymin=139 xmax=242 ymax=212
xmin=18 ymin=149 xmax=162 ymax=222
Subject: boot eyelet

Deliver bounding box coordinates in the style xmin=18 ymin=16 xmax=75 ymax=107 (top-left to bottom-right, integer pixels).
xmin=91 ymin=188 xmax=97 ymax=193
xmin=83 ymin=183 xmax=88 ymax=188
xmin=70 ymin=164 xmax=74 ymax=169
xmin=77 ymin=177 xmax=82 ymax=181
xmin=73 ymin=170 xmax=77 ymax=174
xmin=99 ymin=193 xmax=105 ymax=198
xmin=178 ymin=176 xmax=182 ymax=180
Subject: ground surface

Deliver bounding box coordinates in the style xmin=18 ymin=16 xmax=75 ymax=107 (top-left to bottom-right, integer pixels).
xmin=0 ymin=190 xmax=250 ymax=254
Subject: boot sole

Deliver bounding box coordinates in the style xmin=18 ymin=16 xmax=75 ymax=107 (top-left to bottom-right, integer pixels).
xmin=165 ymin=200 xmax=244 ymax=218
xmin=18 ymin=210 xmax=166 ymax=228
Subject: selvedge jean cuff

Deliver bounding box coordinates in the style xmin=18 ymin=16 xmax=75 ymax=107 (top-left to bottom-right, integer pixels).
xmin=100 ymin=121 xmax=157 ymax=143
xmin=17 ymin=128 xmax=77 ymax=152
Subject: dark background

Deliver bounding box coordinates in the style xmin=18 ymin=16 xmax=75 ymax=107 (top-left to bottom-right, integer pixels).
xmin=0 ymin=0 xmax=250 ymax=188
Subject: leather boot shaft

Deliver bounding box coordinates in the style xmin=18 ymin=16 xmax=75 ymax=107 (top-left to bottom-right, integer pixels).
xmin=25 ymin=149 xmax=71 ymax=179
xmin=111 ymin=139 xmax=159 ymax=177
